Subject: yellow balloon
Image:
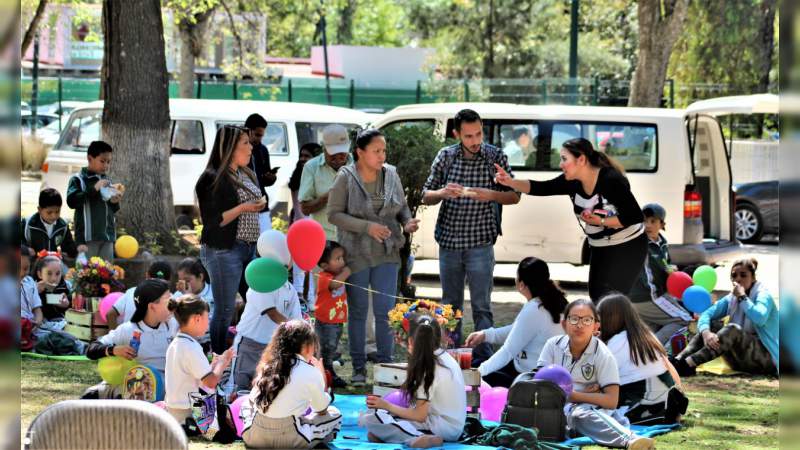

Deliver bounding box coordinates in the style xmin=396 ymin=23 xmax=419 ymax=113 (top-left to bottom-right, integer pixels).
xmin=115 ymin=235 xmax=139 ymax=259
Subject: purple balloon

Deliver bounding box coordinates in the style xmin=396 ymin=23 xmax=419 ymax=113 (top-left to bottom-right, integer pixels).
xmin=384 ymin=389 xmax=410 ymax=408
xmin=534 ymin=364 xmax=573 ymax=397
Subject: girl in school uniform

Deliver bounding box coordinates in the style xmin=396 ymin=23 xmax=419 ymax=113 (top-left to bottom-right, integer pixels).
xmin=173 ymin=257 xmax=214 ymax=351
xmin=597 ymin=294 xmax=686 ymax=425
xmin=33 ymin=254 xmax=72 ymax=330
xmin=107 ymin=260 xmax=173 ymax=330
xmin=86 ymin=279 xmax=179 ymax=376
xmin=359 ymin=314 xmax=467 ymax=449
xmin=537 ymin=299 xmax=655 ymax=450
xmin=241 ymin=320 xmax=342 ymax=449
xmin=165 ymin=294 xmax=234 ymax=426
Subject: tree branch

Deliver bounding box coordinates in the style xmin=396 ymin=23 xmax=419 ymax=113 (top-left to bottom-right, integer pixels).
xmin=219 ymin=0 xmax=245 ymax=74
xmin=21 ymin=0 xmax=48 ymax=55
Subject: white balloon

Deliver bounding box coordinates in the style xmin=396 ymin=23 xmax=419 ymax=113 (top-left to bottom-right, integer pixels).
xmin=257 ymin=230 xmax=291 ymax=266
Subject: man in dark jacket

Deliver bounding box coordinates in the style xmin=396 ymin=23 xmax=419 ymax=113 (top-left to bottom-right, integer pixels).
xmin=21 ymin=188 xmax=80 ymax=258
xmin=245 ymin=113 xmax=277 ymax=232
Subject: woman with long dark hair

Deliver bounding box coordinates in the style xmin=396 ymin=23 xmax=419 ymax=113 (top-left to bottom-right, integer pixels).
xmin=241 ymin=320 xmax=342 ymax=448
xmin=465 ymin=256 xmax=567 ymax=387
xmin=495 ymin=137 xmax=647 ymax=301
xmin=195 ymin=125 xmax=265 ymax=353
xmin=598 ymin=294 xmax=686 ymax=425
xmin=328 ymin=128 xmax=419 ymax=385
xmin=359 ymin=314 xmax=467 ymax=448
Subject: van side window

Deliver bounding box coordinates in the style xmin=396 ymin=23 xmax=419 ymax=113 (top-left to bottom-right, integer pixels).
xmin=295 ymin=122 xmax=362 ymax=152
xmin=171 ymin=120 xmax=205 ymax=154
xmin=497 ymin=123 xmax=539 ymax=168
xmin=550 ymin=122 xmax=658 ymax=172
xmin=215 ymin=121 xmax=289 ymax=156
xmin=55 ymin=108 xmax=101 ymax=152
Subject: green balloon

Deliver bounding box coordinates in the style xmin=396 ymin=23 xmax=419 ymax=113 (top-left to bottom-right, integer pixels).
xmin=692 ymin=265 xmax=717 ymax=292
xmin=97 ymin=356 xmax=136 ymax=385
xmin=245 ymin=257 xmax=288 ymax=293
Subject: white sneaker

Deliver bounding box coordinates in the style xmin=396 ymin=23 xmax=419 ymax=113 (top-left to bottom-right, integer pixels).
xmin=627 ymin=436 xmax=655 ymax=450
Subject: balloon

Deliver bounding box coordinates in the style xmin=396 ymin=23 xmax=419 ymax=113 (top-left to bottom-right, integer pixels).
xmin=667 ymin=271 xmax=694 ymax=299
xmin=98 ymin=292 xmax=124 ymax=324
xmin=153 ymin=401 xmax=167 ymax=410
xmin=692 ymin=265 xmax=718 ymax=292
xmin=384 ymin=389 xmax=411 ymax=408
xmin=115 ymin=235 xmax=139 ymax=259
xmin=229 ymin=396 xmax=247 ymax=437
xmin=479 ymin=387 xmax=508 ymax=422
xmin=287 ymin=219 xmax=326 ymax=271
xmin=683 ymin=285 xmax=712 ymax=314
xmin=534 ymin=364 xmax=574 ymax=397
xmin=245 ymin=257 xmax=288 ymax=293
xmin=97 ymin=356 xmax=137 ymax=385
xmin=257 ymin=230 xmax=291 ymax=266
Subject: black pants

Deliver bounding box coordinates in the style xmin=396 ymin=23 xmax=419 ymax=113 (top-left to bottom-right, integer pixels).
xmin=481 ymin=360 xmax=522 ymax=388
xmin=588 ymin=233 xmax=648 ymax=302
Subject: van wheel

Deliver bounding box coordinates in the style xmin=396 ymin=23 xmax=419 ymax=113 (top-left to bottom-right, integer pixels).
xmin=176 ymin=214 xmax=194 ymax=231
xmin=735 ymin=203 xmax=763 ymax=243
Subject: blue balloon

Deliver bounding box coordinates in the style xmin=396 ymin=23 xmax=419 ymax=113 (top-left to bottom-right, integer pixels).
xmin=682 ymin=285 xmax=712 ymax=314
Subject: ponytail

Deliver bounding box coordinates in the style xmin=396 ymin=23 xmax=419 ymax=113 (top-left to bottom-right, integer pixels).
xmin=517 ymin=257 xmax=568 ymax=324
xmin=402 ymin=314 xmax=441 ymax=401
xmin=562 ymin=137 xmax=626 ymax=176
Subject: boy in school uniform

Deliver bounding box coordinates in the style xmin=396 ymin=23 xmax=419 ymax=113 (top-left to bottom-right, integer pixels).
xmin=628 ymin=203 xmax=692 ymax=346
xmin=66 ymin=140 xmax=124 ymax=261
xmin=21 ymin=188 xmax=80 ymax=258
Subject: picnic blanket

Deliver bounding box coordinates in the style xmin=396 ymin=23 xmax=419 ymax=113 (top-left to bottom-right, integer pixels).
xmin=329 ymin=395 xmax=679 ymax=449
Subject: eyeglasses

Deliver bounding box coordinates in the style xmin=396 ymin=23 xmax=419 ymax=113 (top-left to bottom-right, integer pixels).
xmin=566 ymin=315 xmax=596 ymax=326
xmin=731 ymin=271 xmax=750 ymax=279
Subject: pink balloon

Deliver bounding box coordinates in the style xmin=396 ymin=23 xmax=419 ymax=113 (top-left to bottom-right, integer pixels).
xmin=98 ymin=292 xmax=123 ymax=324
xmin=229 ymin=396 xmax=247 ymax=437
xmin=479 ymin=387 xmax=508 ymax=422
xmin=153 ymin=400 xmax=167 ymax=410
xmin=287 ymin=219 xmax=327 ymax=271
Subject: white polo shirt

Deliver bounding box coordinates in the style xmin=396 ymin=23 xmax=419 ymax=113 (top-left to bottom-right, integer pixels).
xmin=99 ymin=318 xmax=179 ymax=374
xmin=112 ymin=287 xmax=137 ymax=324
xmin=414 ymin=349 xmax=467 ymax=442
xmin=20 ymin=276 xmax=42 ymax=321
xmin=605 ymin=331 xmax=667 ymax=385
xmin=251 ymin=354 xmax=331 ymax=418
xmin=165 ymin=332 xmax=212 ymax=409
xmin=537 ymin=335 xmax=620 ymax=393
xmin=236 ymin=282 xmax=301 ymax=345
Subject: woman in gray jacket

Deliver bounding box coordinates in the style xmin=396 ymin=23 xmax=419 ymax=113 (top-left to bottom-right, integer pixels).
xmin=328 ymin=129 xmax=419 ymax=385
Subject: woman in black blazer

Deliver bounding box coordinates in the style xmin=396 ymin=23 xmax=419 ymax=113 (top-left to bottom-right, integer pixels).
xmin=195 ymin=125 xmax=266 ymax=353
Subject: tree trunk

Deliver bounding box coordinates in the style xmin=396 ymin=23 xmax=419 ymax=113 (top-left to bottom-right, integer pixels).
xmin=628 ymin=0 xmax=689 ymax=107
xmin=755 ymin=0 xmax=777 ymax=94
xmin=177 ymin=8 xmax=215 ymax=99
xmin=101 ymin=0 xmax=177 ymax=252
xmin=21 ymin=0 xmax=48 ymax=55
xmin=337 ymin=0 xmax=355 ymax=44
xmin=483 ymin=0 xmax=495 ymax=78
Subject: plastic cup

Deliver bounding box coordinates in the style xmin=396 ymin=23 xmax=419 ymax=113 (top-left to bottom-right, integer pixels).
xmin=457 ymin=348 xmax=472 ymax=369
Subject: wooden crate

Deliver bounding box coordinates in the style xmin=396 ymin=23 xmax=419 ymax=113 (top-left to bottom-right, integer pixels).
xmin=65 ymin=308 xmax=108 ymax=342
xmin=373 ymin=363 xmax=482 ymax=417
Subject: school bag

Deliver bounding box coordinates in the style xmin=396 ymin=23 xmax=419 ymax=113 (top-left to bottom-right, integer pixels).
xmin=501 ymin=371 xmax=567 ymax=441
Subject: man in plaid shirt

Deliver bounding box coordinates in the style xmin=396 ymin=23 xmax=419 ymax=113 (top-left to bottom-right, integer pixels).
xmin=422 ymin=109 xmax=521 ymax=363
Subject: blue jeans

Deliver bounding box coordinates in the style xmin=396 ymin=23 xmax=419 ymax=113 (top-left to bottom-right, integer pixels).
xmin=439 ymin=245 xmax=495 ymax=362
xmin=201 ymin=240 xmax=256 ymax=353
xmin=346 ymin=263 xmax=399 ymax=371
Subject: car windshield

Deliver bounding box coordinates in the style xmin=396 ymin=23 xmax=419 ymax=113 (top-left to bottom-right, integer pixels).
xmin=55 ymin=108 xmax=101 ymax=152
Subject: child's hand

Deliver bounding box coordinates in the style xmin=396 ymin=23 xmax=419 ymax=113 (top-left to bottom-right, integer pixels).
xmin=109 ymin=194 xmax=122 ymax=204
xmin=219 ymin=347 xmax=236 ymax=367
xmin=113 ymin=345 xmax=137 ymax=359
xmin=59 ymin=295 xmax=70 ymax=308
xmin=583 ymin=383 xmax=601 ymax=393
xmin=36 ymin=280 xmax=46 ymax=293
xmin=366 ymin=395 xmax=390 ymax=411
xmin=94 ymin=179 xmax=111 ymax=192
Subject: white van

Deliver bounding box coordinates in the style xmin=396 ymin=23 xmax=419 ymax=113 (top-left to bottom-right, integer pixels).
xmin=42 ymin=99 xmax=370 ymax=227
xmin=372 ymin=102 xmax=743 ymax=266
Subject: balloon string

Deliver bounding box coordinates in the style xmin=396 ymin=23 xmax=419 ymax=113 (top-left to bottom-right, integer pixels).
xmin=307 ymin=271 xmax=418 ymax=302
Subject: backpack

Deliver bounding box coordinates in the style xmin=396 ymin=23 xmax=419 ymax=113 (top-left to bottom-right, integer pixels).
xmin=501 ymin=372 xmax=567 ymax=441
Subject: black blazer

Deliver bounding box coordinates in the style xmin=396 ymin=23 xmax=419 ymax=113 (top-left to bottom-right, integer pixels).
xmin=195 ymin=169 xmax=241 ymax=249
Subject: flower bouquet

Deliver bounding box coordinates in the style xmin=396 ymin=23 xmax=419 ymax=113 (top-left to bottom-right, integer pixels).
xmin=66 ymin=256 xmax=125 ymax=310
xmin=388 ymin=299 xmax=462 ymax=344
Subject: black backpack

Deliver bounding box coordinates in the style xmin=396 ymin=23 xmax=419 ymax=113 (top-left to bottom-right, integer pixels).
xmin=501 ymin=372 xmax=568 ymax=441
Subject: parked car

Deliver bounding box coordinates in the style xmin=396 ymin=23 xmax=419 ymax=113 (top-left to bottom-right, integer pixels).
xmin=21 ymin=113 xmax=60 ymax=135
xmin=734 ymin=180 xmax=778 ymax=243
xmin=39 ymin=101 xmax=88 ymax=118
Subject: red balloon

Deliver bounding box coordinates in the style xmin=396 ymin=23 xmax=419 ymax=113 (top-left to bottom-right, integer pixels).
xmin=287 ymin=219 xmax=327 ymax=271
xmin=667 ymin=271 xmax=694 ymax=298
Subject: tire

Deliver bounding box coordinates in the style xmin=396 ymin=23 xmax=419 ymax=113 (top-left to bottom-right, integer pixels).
xmin=176 ymin=214 xmax=194 ymax=231
xmin=735 ymin=203 xmax=763 ymax=243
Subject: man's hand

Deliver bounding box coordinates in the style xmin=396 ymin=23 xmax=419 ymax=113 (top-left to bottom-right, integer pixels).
xmin=438 ymin=183 xmax=463 ymax=200
xmin=467 ymin=187 xmax=495 ymax=202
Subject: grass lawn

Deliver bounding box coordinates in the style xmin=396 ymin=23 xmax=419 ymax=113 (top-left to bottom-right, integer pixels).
xmin=20 ymin=299 xmax=778 ymax=449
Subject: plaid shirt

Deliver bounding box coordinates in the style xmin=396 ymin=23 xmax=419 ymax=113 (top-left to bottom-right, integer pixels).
xmin=422 ymin=143 xmax=515 ymax=250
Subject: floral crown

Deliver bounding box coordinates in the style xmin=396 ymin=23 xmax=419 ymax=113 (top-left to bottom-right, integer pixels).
xmin=388 ymin=299 xmax=462 ymax=340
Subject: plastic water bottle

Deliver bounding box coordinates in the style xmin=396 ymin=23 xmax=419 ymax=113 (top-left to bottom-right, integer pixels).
xmin=670 ymin=332 xmax=687 ymax=356
xmin=130 ymin=330 xmax=142 ymax=356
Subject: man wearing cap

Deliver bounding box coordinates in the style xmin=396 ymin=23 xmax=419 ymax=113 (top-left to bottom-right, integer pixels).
xmin=629 ymin=203 xmax=692 ymax=345
xmin=298 ymin=124 xmax=354 ymax=311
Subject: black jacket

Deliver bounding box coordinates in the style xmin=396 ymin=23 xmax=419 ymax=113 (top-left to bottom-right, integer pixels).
xmin=195 ymin=168 xmax=241 ymax=250
xmin=250 ymin=142 xmax=274 ymax=200
xmin=21 ymin=213 xmax=78 ymax=258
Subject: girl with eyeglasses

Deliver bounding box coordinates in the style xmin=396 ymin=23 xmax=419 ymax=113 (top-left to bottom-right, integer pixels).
xmin=597 ymin=294 xmax=687 ymax=425
xmin=536 ymin=299 xmax=655 ymax=450
xmin=671 ymin=258 xmax=778 ymax=376
xmin=195 ymin=125 xmax=266 ymax=354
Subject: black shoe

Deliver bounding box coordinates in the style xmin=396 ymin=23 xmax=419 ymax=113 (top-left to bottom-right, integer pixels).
xmin=351 ymin=368 xmax=368 ymax=386
xmin=669 ymin=356 xmax=696 ymax=377
xmin=367 ymin=352 xmax=379 ymax=363
xmin=332 ymin=376 xmax=348 ymax=389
